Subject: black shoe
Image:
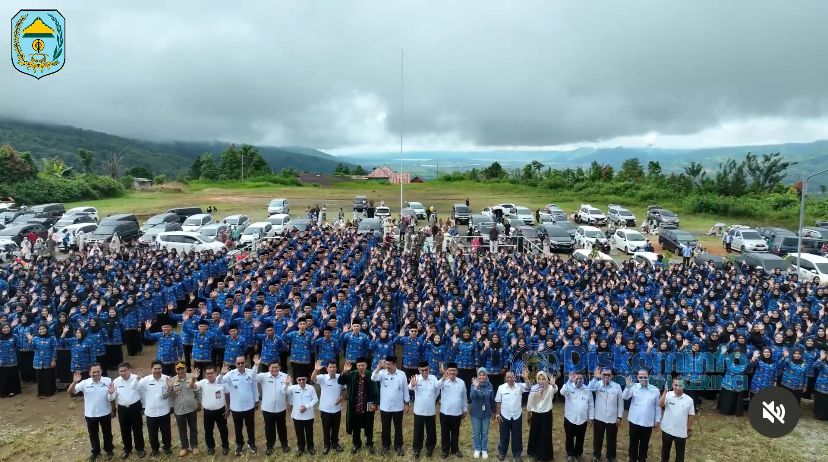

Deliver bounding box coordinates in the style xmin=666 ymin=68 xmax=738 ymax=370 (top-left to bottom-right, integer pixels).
xmin=381 ymin=448 xmax=390 ymax=456
xmin=334 ymin=444 xmax=344 ymax=453
xmin=136 ymin=450 xmax=146 ymax=458
xmin=105 ymin=453 xmax=114 ymax=461
xmin=162 ymin=449 xmax=171 ymax=456
xmin=414 ymin=451 xmax=421 ymax=459
xmin=234 ymin=446 xmax=243 ymax=456
xmin=297 ymin=450 xmax=305 ymax=456
xmin=367 ymin=445 xmax=376 ymax=455
xmin=120 ymin=452 xmax=130 ymax=460
xmin=352 ymin=446 xmax=361 ymax=454
xmin=88 ymin=454 xmax=99 ymax=462
xmin=207 ymin=448 xmax=215 ymax=456
xmin=222 ymin=447 xmax=230 ymax=456
xmin=427 ymin=449 xmax=435 ymax=458
xmin=442 ymin=453 xmax=449 ymax=459
xmin=396 ymin=448 xmax=405 ymax=456
xmin=323 ymin=447 xmax=331 ymax=455
xmin=282 ymin=446 xmax=291 ymax=453
xmin=149 ymin=451 xmax=159 ymax=458
xmin=266 ymin=447 xmax=274 ymax=456
xmin=308 ymin=448 xmax=317 ymax=456
xmin=248 ymin=444 xmax=258 ymax=454
xmin=456 ymin=451 xmax=463 ymax=458
xmin=498 ymin=455 xmax=506 ymax=461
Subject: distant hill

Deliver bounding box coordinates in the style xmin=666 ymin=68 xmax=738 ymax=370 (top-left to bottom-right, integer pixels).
xmin=0 ymin=119 xmax=351 ymax=176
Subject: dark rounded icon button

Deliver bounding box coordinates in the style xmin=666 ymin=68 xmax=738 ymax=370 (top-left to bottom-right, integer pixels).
xmin=747 ymin=387 xmax=801 ymax=438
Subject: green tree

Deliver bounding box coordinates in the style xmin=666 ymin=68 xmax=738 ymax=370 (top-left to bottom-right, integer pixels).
xmin=647 ymin=161 xmax=664 ymax=182
xmin=588 ymin=161 xmax=603 ymax=181
xmin=617 ymin=158 xmax=645 ymax=182
xmin=714 ymin=159 xmax=748 ymax=196
xmin=353 ymin=165 xmax=367 ymax=175
xmin=482 ymin=161 xmax=506 ymax=180
xmin=42 ymin=157 xmax=73 ymax=177
xmin=77 ymin=149 xmax=95 ymax=173
xmin=0 ymin=144 xmax=37 ymax=183
xmin=189 ymin=155 xmax=204 ymax=179
xmin=744 ymin=152 xmax=794 ymax=192
xmin=124 ymin=165 xmax=153 ymax=178
xmin=199 ymin=154 xmax=220 ymax=180
xmin=239 ymin=144 xmax=271 ymax=178
xmin=683 ymin=161 xmax=707 ymax=189
xmin=334 ymin=163 xmax=351 ymax=176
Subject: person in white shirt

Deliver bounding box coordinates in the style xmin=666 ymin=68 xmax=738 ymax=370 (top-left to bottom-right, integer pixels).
xmin=69 ymin=364 xmax=114 ymax=461
xmin=107 ymin=361 xmax=145 ymax=459
xmin=194 ymin=364 xmax=230 ymax=456
xmin=659 ymin=378 xmax=695 ymax=462
xmin=526 ymin=370 xmax=558 ymax=461
xmin=560 ymin=372 xmax=594 ymax=462
xmin=495 ymin=370 xmax=529 ymax=461
xmin=252 ymin=355 xmax=290 ymax=455
xmin=285 ymin=372 xmax=319 ymax=455
xmin=409 ymin=361 xmax=439 ymax=458
xmin=622 ymin=370 xmax=662 ymax=462
xmin=312 ymin=359 xmax=346 ymax=454
xmin=436 ymin=362 xmax=468 ymax=458
xmin=222 ymin=356 xmax=259 ymax=456
xmin=137 ymin=360 xmax=173 ymax=457
xmin=371 ymin=355 xmax=410 ymax=456
xmin=586 ymin=367 xmax=624 ymax=462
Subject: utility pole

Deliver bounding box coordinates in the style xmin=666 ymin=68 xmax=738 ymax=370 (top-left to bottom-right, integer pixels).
xmin=399 ymin=49 xmax=404 ymax=212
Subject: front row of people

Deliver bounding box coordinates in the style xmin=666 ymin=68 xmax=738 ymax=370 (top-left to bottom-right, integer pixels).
xmin=71 ymin=355 xmax=694 ymax=462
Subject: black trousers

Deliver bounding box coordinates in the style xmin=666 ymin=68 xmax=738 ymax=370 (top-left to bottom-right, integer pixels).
xmin=203 ymin=408 xmax=229 ymax=450
xmin=294 ymin=419 xmax=315 ymax=451
xmin=660 ymin=431 xmax=686 ymax=462
xmin=124 ymin=329 xmax=142 ymax=356
xmin=564 ymin=418 xmax=587 ymax=456
xmin=183 ymin=344 xmax=193 ymax=371
xmin=440 ymin=414 xmax=462 ymax=455
xmin=380 ymin=410 xmax=404 ymax=450
xmin=412 ymin=414 xmax=437 ymax=453
xmin=320 ymin=411 xmax=342 ymax=449
xmin=117 ymin=401 xmax=145 ymax=453
xmin=161 ymin=363 xmax=175 ymax=378
xmin=351 ymin=411 xmax=375 ymax=448
xmin=146 ymin=413 xmax=172 ymax=452
xmin=86 ymin=415 xmax=114 ymax=455
xmin=36 ymin=367 xmax=56 ymax=396
xmin=592 ymin=420 xmax=617 ymax=459
xmin=628 ymin=423 xmax=653 ymax=462
xmin=212 ymin=348 xmax=225 ymax=367
xmin=263 ymin=410 xmax=289 ymax=450
xmin=231 ymin=408 xmax=256 ymax=448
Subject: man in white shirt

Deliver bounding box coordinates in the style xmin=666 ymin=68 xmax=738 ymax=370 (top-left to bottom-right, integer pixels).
xmin=194 ymin=364 xmax=230 ymax=456
xmin=138 ymin=360 xmax=173 ymax=457
xmin=371 ymin=355 xmax=410 ymax=456
xmin=495 ymin=370 xmax=529 ymax=461
xmin=560 ymin=372 xmax=594 ymax=462
xmin=409 ymin=361 xmax=439 ymax=458
xmin=313 ymin=360 xmax=346 ymax=454
xmin=659 ymin=379 xmax=695 ymax=462
xmin=285 ymin=372 xmax=319 ymax=455
xmin=222 ymin=356 xmax=259 ymax=456
xmin=107 ymin=361 xmax=145 ymax=459
xmin=436 ymin=362 xmax=468 ymax=458
xmin=586 ymin=367 xmax=623 ymax=462
xmin=622 ymin=370 xmax=662 ymax=462
xmin=69 ymin=364 xmax=115 ymax=461
xmin=253 ymin=355 xmax=290 ymax=455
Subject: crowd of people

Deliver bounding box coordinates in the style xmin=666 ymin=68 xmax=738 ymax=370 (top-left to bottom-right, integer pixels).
xmin=1 ymin=212 xmax=827 ymax=462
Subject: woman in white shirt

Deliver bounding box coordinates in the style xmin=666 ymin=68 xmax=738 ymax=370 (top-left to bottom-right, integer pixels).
xmin=526 ymin=370 xmax=558 ymax=462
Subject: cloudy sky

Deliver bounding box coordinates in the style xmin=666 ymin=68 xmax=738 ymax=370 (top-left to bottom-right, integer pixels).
xmin=3 ymin=1 xmax=828 ymax=153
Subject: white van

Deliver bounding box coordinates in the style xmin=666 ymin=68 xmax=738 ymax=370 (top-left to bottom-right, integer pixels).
xmin=181 ymin=213 xmax=214 ymax=232
xmin=157 ymin=231 xmax=225 ymax=253
xmin=267 ymin=198 xmax=289 ymax=215
xmin=786 ymin=253 xmax=828 ymax=286
xmin=267 ymin=214 xmax=291 ymax=234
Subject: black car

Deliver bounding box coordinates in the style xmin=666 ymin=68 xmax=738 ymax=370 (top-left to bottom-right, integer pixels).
xmin=86 ymin=221 xmax=140 ymax=244
xmin=0 ymin=223 xmax=48 ymax=245
xmin=30 ymin=203 xmax=65 ymax=218
xmin=646 ymin=206 xmax=680 ymax=226
xmin=54 ymin=214 xmax=96 ymax=229
xmin=353 ymin=196 xmax=368 ymax=212
xmin=536 ymin=224 xmax=575 ymax=252
xmin=767 ymin=235 xmax=800 ymax=256
xmin=658 ymin=228 xmax=699 ymax=253
xmin=742 ymin=252 xmax=791 ymax=272
xmin=141 ymin=212 xmax=181 ymax=232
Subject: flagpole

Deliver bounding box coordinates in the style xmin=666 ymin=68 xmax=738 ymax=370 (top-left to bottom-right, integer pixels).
xmin=400 ymin=49 xmax=404 ymax=213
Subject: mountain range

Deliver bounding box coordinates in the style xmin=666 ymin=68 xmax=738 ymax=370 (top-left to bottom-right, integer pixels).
xmin=0 ymin=119 xmax=353 ymax=176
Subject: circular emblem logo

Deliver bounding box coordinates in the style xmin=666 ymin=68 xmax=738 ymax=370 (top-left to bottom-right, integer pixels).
xmin=747 ymin=387 xmax=801 ymax=438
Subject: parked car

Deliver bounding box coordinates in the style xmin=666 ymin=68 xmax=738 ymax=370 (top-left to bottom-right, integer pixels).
xmin=742 ymin=252 xmax=790 ymax=273
xmin=139 ymin=223 xmax=182 ymax=246
xmin=816 ymin=220 xmax=828 ymax=228
xmin=632 ymin=251 xmax=661 ymax=270
xmin=0 ymin=223 xmax=48 ymax=245
xmin=801 ymin=238 xmax=828 ymax=256
xmin=181 ymin=213 xmax=213 ymax=232
xmin=222 ymin=214 xmax=251 ymax=232
xmin=63 ymin=206 xmax=99 ymax=222
xmin=470 ymin=215 xmax=496 ymax=234
xmin=785 ymin=253 xmax=828 ymax=286
xmin=404 ymin=201 xmax=427 ymax=219
xmin=610 ymin=229 xmax=649 ymax=254
xmin=375 ymin=206 xmax=391 ymax=221
xmin=166 ymin=207 xmax=203 ymax=223
xmin=54 ymin=223 xmax=98 ymax=248
xmin=267 ymin=198 xmax=289 ymax=215
xmin=801 ymin=227 xmax=828 ymax=240
xmin=54 ymin=214 xmax=96 ymax=230
xmin=489 ymin=203 xmax=516 ymax=222
xmin=536 ymin=224 xmax=575 ymax=252
xmin=11 ymin=211 xmax=53 ymax=226
xmin=157 ymin=231 xmax=225 ymax=253
xmin=506 ymin=206 xmax=534 ymax=225
xmin=400 ymin=208 xmax=418 ymax=223
xmin=607 ymin=204 xmax=637 ymax=227
xmin=574 ymin=225 xmax=608 ymax=248
xmin=538 ymin=204 xmax=568 ymax=222
xmin=658 ymin=228 xmax=699 ymax=254
xmin=239 ymin=222 xmax=273 ymax=244
xmin=27 ymin=217 xmax=59 ymax=230
xmin=0 ymin=210 xmax=22 ymax=225
xmin=695 ymin=253 xmax=745 ymax=273
xmin=287 ymin=218 xmax=311 ymax=232
xmin=267 ymin=214 xmax=292 ymax=234
xmin=646 ymin=206 xmax=680 ymax=226
xmin=353 ymin=196 xmax=368 ymax=212
xmin=85 ymin=221 xmax=140 ymax=245
xmin=756 ymin=227 xmax=795 ymax=242
xmin=572 ymin=249 xmax=620 ymax=268
xmin=198 ymin=223 xmax=229 ymax=241
xmin=553 ymin=220 xmax=578 ymax=238
xmin=767 ymin=235 xmax=800 ymax=256
xmin=451 ymin=204 xmax=472 ymax=225
xmin=575 ymin=204 xmax=607 ymax=226
xmin=357 ymin=218 xmax=383 ymax=235
xmin=723 ymin=226 xmax=768 ymax=252
xmin=140 ymin=213 xmax=181 ymax=233
xmin=0 ymin=240 xmax=19 ymax=262
xmin=101 ymin=214 xmax=139 ymax=226
xmin=514 ymin=226 xmax=541 ymax=249
xmin=30 ymin=203 xmax=65 ymax=218
xmin=474 ymin=222 xmax=501 ymax=247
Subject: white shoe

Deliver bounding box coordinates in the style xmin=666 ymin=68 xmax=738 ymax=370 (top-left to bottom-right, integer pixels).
xmin=474 ymin=450 xmax=480 ymax=458
xmin=482 ymin=451 xmax=489 ymax=459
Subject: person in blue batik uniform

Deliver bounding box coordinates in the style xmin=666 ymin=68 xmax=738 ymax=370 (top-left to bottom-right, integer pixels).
xmin=370 ymin=328 xmax=396 ymax=369
xmin=84 ymin=318 xmax=108 ymax=366
xmin=777 ymin=348 xmax=809 ymax=403
xmin=452 ymin=328 xmax=478 ymax=397
xmin=64 ymin=328 xmax=94 ymax=380
xmin=314 ymin=326 xmax=340 ymax=365
xmin=813 ymin=350 xmax=828 ymax=420
xmin=143 ymin=320 xmax=183 ymax=376
xmin=285 ymin=317 xmax=314 ymax=380
xmin=341 ymin=321 xmax=371 ymax=364
xmin=397 ymin=325 xmax=423 ymax=377
xmin=748 ymin=346 xmax=778 ymax=397
xmin=29 ymin=323 xmax=58 ymax=397
xmin=0 ymin=322 xmax=21 ymax=397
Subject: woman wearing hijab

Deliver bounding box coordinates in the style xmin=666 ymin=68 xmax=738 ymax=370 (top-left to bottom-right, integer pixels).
xmin=52 ymin=312 xmax=73 ymax=385
xmin=526 ymin=370 xmax=557 ymax=462
xmin=748 ymin=347 xmax=778 ymax=397
xmin=84 ymin=318 xmax=107 ymax=367
xmin=801 ymin=337 xmax=819 ymax=400
xmin=14 ymin=313 xmax=37 ymax=383
xmin=103 ymin=307 xmax=124 ymax=372
xmin=64 ymin=328 xmax=94 ymax=381
xmin=813 ymin=350 xmax=828 ymax=420
xmin=0 ymin=323 xmax=22 ymax=397
xmin=369 ymin=328 xmax=395 ymax=369
xmin=29 ymin=323 xmax=58 ymax=397
xmin=452 ymin=327 xmax=479 ymax=397
xmin=777 ymin=348 xmax=809 ymax=404
xmin=718 ymin=342 xmax=748 ymax=416
xmin=469 ymin=367 xmax=495 ymax=458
